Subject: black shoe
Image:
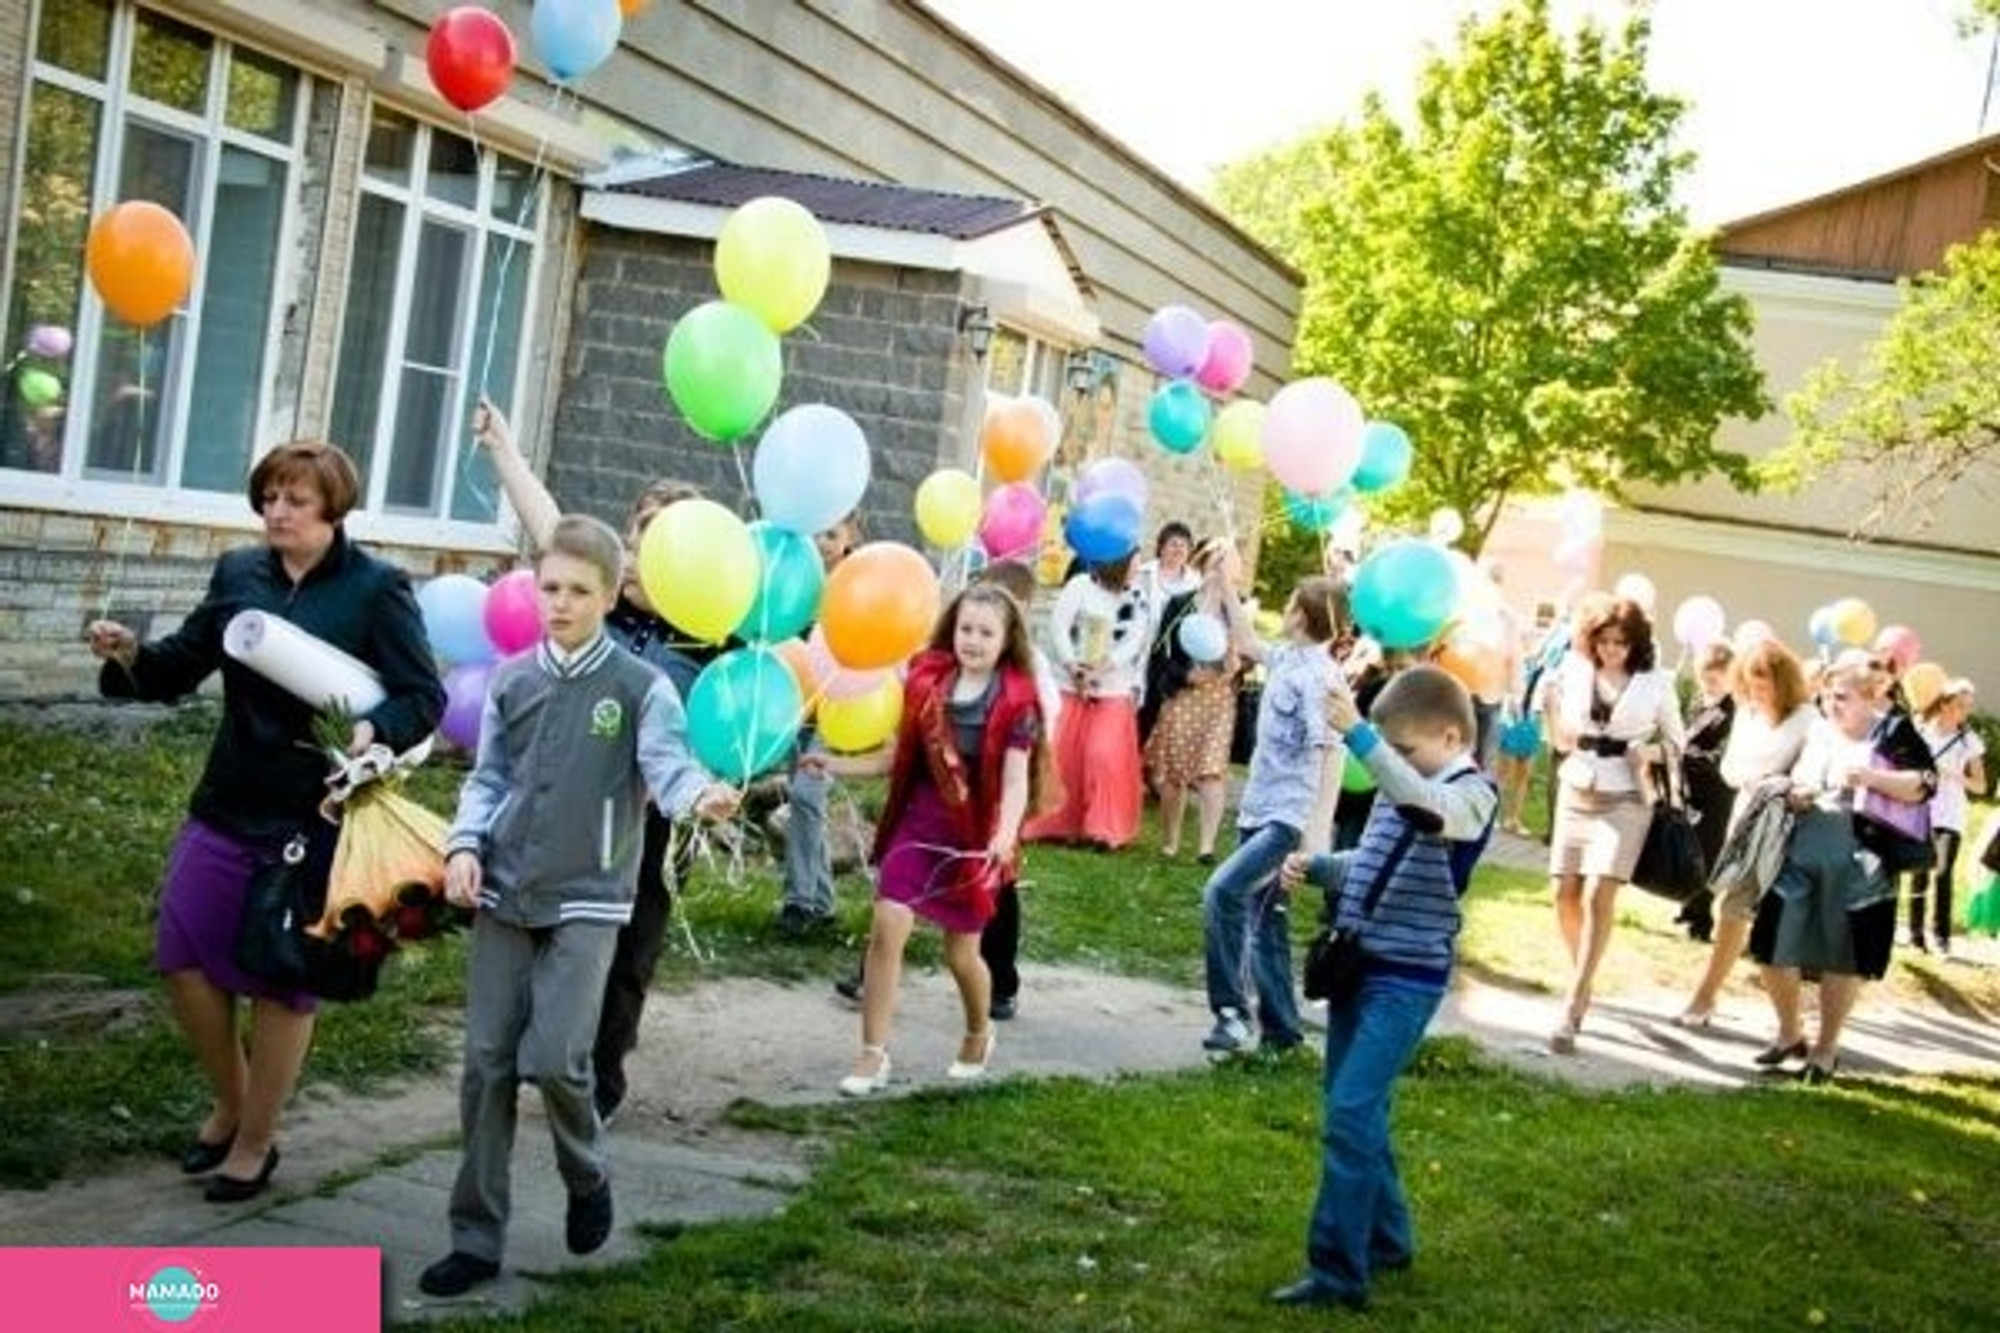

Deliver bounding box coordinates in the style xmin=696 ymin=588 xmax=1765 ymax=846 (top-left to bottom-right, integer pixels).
xmin=179 ymin=1131 xmax=234 ymax=1175
xmin=1269 ymin=1278 xmax=1368 ymax=1310
xmin=202 ymin=1146 xmax=279 ymax=1203
xmin=833 ymin=970 xmax=864 ymax=1003
xmin=1799 ymin=1059 xmax=1839 ymax=1087
xmin=566 ymin=1180 xmax=614 ymax=1255
xmin=1752 ymin=1039 xmax=1808 ymax=1068
xmin=594 ymin=1086 xmax=623 ymax=1127
xmin=418 ymin=1251 xmax=500 ymax=1297
xmin=990 ymin=994 xmax=1017 ymax=1022
xmin=777 ymin=903 xmax=835 ymax=938
xmin=1196 ymin=852 xmax=1216 ymax=866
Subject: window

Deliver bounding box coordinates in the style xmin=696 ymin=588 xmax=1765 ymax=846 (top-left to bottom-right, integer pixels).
xmin=982 ymin=326 xmax=1066 ymax=403
xmin=1 ymin=0 xmax=302 ymax=497
xmin=328 ymin=108 xmax=539 ymax=524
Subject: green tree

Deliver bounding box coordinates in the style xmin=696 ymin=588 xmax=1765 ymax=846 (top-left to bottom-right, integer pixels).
xmin=1764 ymin=231 xmax=2000 ymax=530
xmin=1214 ymin=0 xmax=1767 ymax=562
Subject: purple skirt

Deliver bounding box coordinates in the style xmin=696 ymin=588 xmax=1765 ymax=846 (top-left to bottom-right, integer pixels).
xmin=156 ymin=818 xmax=319 ymax=1013
xmin=876 ymin=780 xmax=994 ymax=935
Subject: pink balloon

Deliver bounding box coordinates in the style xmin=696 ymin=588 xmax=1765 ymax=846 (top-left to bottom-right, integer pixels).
xmin=1195 ymin=321 xmax=1253 ymax=395
xmin=482 ymin=568 xmax=543 ymax=655
xmin=807 ymin=625 xmax=892 ymax=701
xmin=1072 ymin=457 xmax=1148 ymax=509
xmin=1872 ymin=624 xmax=1923 ymax=674
xmin=978 ymin=482 xmax=1048 ymax=562
xmin=1261 ymin=378 xmax=1363 ymax=495
xmin=1552 ymin=533 xmax=1602 ymax=576
xmin=440 ymin=662 xmax=492 ymax=750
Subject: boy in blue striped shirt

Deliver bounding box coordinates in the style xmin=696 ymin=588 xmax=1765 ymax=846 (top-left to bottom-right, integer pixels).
xmin=1271 ymin=665 xmax=1497 ymax=1312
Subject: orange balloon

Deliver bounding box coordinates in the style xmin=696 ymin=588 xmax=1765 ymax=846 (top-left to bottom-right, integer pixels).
xmin=981 ymin=399 xmax=1055 ymax=483
xmin=86 ymin=202 xmax=195 ymax=327
xmin=820 ymin=542 xmax=941 ymax=670
xmin=1436 ymin=641 xmax=1506 ymax=699
xmin=773 ymin=637 xmax=823 ymax=717
xmin=619 ymin=0 xmax=648 ymax=13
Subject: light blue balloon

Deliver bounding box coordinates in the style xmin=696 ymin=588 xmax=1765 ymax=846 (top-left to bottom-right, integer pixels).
xmin=753 ymin=403 xmax=871 ymax=535
xmin=743 ymin=521 xmax=825 ymax=643
xmin=1351 ymin=539 xmax=1458 ymax=650
xmin=1808 ymin=605 xmax=1839 ymax=648
xmin=1284 ymin=486 xmax=1352 ymax=534
xmin=1352 ymin=421 xmax=1413 ymax=494
xmin=686 ymin=647 xmax=802 ymax=782
xmin=531 ymin=0 xmax=623 ymax=83
xmin=1063 ymin=492 xmax=1143 ymax=563
xmin=418 ymin=574 xmax=497 ymax=666
xmin=1147 ymin=379 xmax=1212 ymax=455
xmin=1177 ymin=611 xmax=1228 ymax=664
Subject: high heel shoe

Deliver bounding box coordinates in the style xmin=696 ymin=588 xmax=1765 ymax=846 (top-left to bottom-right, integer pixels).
xmin=203 ymin=1146 xmax=279 ymax=1203
xmin=1669 ymin=1009 xmax=1713 ymax=1031
xmin=838 ymin=1046 xmax=892 ymax=1098
xmin=1752 ymin=1039 xmax=1808 ymax=1068
xmin=947 ymin=1029 xmax=996 ymax=1081
xmin=180 ymin=1130 xmax=235 ymax=1175
xmin=1547 ymin=1014 xmax=1582 ymax=1056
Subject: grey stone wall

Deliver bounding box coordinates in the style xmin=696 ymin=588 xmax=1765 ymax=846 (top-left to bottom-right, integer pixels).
xmin=547 ymin=226 xmax=975 ymax=545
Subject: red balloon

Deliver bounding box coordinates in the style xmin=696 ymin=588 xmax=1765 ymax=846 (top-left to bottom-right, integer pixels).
xmin=426 ymin=7 xmax=517 ymax=113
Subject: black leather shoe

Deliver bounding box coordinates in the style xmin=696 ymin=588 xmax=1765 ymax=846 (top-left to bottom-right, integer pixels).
xmin=418 ymin=1251 xmax=500 ymax=1297
xmin=990 ymin=994 xmax=1017 ymax=1022
xmin=203 ymin=1147 xmax=278 ymax=1203
xmin=833 ymin=970 xmax=863 ymax=1003
xmin=180 ymin=1132 xmax=235 ymax=1175
xmin=566 ymin=1180 xmax=614 ymax=1255
xmin=1752 ymin=1039 xmax=1809 ymax=1068
xmin=1799 ymin=1059 xmax=1840 ymax=1086
xmin=1269 ymin=1278 xmax=1368 ymax=1310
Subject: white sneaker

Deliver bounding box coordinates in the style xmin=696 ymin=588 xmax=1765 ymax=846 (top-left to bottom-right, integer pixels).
xmin=1203 ymin=1012 xmax=1252 ymax=1053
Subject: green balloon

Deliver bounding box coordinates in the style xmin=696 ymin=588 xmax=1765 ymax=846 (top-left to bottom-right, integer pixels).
xmin=663 ymin=300 xmax=783 ymax=443
xmin=17 ymin=368 xmax=62 ymax=408
xmin=1340 ymin=750 xmax=1377 ymax=794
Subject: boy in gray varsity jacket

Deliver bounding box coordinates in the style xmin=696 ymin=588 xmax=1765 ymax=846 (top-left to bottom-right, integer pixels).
xmin=1271 ymin=666 xmax=1497 ymax=1314
xmin=420 ymin=516 xmax=739 ymax=1299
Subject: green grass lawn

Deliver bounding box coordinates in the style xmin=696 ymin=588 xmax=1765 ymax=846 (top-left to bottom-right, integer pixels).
xmin=4 ymin=708 xmax=1999 ymax=1330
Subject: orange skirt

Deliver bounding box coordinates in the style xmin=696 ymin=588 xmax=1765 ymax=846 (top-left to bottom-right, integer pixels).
xmin=1024 ymin=692 xmax=1142 ymax=849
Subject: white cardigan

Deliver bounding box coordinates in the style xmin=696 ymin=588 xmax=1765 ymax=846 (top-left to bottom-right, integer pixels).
xmin=1045 ymin=574 xmax=1148 ymax=699
xmin=1551 ymin=655 xmax=1685 ymax=795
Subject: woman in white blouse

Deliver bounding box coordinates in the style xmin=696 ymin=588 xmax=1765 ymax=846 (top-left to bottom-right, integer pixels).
xmin=1545 ymin=595 xmax=1685 ymax=1053
xmin=1673 ymin=638 xmax=1817 ymax=1027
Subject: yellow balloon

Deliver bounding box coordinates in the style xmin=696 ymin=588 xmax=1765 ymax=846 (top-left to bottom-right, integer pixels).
xmin=914 ymin=468 xmax=981 ymax=548
xmin=817 ymin=675 xmax=903 ymax=753
xmin=1902 ymin=661 xmax=1947 ymax=713
xmin=1213 ymin=399 xmax=1266 ymax=470
xmin=1827 ymin=596 xmax=1877 ymax=647
xmin=714 ymin=196 xmax=830 ymax=334
xmin=637 ymin=498 xmax=758 ymax=643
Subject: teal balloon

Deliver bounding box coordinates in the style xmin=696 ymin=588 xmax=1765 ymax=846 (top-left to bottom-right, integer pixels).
xmin=1147 ymin=379 xmax=1211 ymax=454
xmin=1352 ymin=421 xmax=1413 ymax=494
xmin=743 ymin=521 xmax=824 ymax=643
xmin=663 ymin=300 xmax=783 ymax=443
xmin=1351 ymin=538 xmax=1458 ymax=650
xmin=1284 ymin=486 xmax=1352 ymax=534
xmin=686 ymin=646 xmax=802 ymax=782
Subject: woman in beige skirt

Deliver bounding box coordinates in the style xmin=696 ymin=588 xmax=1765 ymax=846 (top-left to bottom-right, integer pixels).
xmin=1545 ymin=595 xmax=1684 ymax=1053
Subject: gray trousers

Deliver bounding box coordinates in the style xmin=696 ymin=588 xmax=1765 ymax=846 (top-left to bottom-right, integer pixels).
xmin=448 ymin=912 xmax=620 ymax=1262
xmin=781 ymin=744 xmax=836 ymax=916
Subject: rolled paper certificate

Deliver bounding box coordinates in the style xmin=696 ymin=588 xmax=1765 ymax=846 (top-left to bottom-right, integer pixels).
xmin=223 ymin=610 xmax=386 ymax=714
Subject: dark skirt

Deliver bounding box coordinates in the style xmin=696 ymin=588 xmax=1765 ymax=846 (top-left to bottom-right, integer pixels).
xmin=155 ymin=818 xmax=320 ymax=1013
xmin=1748 ymin=809 xmax=1896 ymax=981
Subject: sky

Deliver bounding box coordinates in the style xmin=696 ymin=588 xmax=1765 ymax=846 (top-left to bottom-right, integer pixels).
xmin=926 ymin=0 xmax=1996 ymax=225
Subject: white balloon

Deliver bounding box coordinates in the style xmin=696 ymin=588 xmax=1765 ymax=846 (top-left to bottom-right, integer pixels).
xmin=1428 ymin=507 xmax=1464 ymax=546
xmin=1612 ymin=572 xmax=1658 ymax=615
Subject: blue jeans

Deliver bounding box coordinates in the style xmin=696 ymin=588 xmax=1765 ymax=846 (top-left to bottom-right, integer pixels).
xmin=1200 ymin=821 xmax=1303 ymax=1046
xmin=1303 ymin=975 xmax=1445 ymax=1301
xmin=782 ymin=731 xmax=835 ymax=916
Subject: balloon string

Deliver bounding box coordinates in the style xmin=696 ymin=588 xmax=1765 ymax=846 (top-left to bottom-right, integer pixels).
xmin=97 ymin=323 xmax=152 ymax=622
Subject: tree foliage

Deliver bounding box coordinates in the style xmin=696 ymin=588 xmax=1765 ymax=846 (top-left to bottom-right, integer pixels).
xmin=1765 ymin=230 xmax=2000 ymax=530
xmin=1214 ymin=0 xmax=1767 ymax=556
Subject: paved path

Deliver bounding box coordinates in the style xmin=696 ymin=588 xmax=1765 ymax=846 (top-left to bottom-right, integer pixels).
xmin=4 ymin=948 xmax=1996 ymax=1324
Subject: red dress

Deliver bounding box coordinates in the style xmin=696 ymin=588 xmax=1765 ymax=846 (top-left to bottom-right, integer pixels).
xmin=872 ymin=651 xmax=1042 ymax=933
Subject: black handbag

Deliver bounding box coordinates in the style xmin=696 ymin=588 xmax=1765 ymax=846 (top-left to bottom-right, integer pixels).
xmin=1303 ymin=821 xmax=1425 ymax=1005
xmin=1630 ymin=762 xmax=1708 ymax=903
xmin=233 ymin=822 xmax=390 ymax=1002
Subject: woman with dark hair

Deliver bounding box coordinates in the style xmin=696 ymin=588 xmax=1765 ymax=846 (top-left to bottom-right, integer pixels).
xmin=1145 ymin=538 xmax=1250 ymax=862
xmin=87 ymin=441 xmax=444 ymax=1201
xmin=1136 ymin=521 xmax=1199 ymax=746
xmin=1674 ymin=640 xmax=1739 ymax=942
xmin=1543 ymin=595 xmax=1684 ymax=1053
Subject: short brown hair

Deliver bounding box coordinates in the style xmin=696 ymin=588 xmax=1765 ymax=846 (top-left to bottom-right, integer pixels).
xmin=1289 ymin=575 xmax=1349 ymax=644
xmin=1696 ymin=641 xmax=1736 ymax=676
xmin=1730 ymin=639 xmax=1809 ymax=717
xmin=545 ymin=514 xmax=625 ymax=591
xmin=1371 ymin=664 xmax=1476 ymax=742
xmin=247 ymin=440 xmax=361 ymax=523
xmin=627 ymin=479 xmax=701 ymax=533
xmin=1573 ymin=596 xmax=1657 ymax=672
xmin=977 ymin=558 xmax=1037 ymax=608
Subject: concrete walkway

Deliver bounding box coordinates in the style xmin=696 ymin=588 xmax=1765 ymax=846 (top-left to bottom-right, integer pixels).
xmin=4 ymin=947 xmax=1996 ymax=1323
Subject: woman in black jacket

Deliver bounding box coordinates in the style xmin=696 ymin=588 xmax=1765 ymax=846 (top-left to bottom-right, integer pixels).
xmin=88 ymin=441 xmax=443 ymax=1201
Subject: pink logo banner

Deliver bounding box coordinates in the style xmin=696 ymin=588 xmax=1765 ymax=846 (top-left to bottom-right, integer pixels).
xmin=0 ymin=1247 xmax=379 ymax=1331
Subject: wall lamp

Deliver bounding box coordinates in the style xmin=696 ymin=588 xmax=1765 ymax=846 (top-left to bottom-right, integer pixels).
xmin=1064 ymin=347 xmax=1097 ymax=395
xmin=959 ymin=302 xmax=996 ymax=360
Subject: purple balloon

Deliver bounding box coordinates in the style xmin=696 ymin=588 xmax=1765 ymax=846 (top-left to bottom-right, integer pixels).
xmin=1141 ymin=305 xmax=1210 ymax=379
xmin=1072 ymin=457 xmax=1148 ymax=509
xmin=440 ymin=663 xmax=492 ymax=750
xmin=25 ymin=325 xmax=73 ymax=360
xmin=978 ymin=482 xmax=1048 ymax=562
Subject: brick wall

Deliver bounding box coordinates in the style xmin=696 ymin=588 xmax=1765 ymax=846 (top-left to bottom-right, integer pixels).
xmin=547 ymin=227 xmax=971 ymax=544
